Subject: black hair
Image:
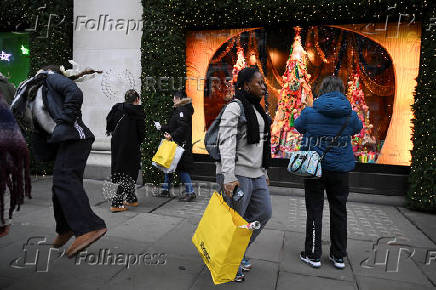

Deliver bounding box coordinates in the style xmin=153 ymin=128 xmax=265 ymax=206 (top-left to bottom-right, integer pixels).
xmin=41 ymin=65 xmax=62 ymax=74
xmin=236 ymin=66 xmax=260 ymax=92
xmin=173 ymin=90 xmax=187 ymax=100
xmin=317 ymin=76 xmax=345 ymax=96
xmin=125 ymin=89 xmax=140 ymax=103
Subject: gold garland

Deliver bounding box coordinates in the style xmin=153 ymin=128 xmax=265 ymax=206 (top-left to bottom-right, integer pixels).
xmin=359 ymin=61 xmax=395 ymax=96
xmin=313 ymin=27 xmax=328 ymax=63
xmin=210 ymin=37 xmax=236 ymax=64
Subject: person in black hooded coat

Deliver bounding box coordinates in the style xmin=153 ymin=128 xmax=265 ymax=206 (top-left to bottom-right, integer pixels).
xmin=158 ymin=90 xmax=195 ymax=202
xmin=106 ymin=89 xmax=145 ymax=212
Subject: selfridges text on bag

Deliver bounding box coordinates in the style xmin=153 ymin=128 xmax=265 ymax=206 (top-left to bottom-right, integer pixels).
xmin=287 ymin=115 xmax=350 ymax=178
xmin=204 ymin=99 xmax=245 ymax=161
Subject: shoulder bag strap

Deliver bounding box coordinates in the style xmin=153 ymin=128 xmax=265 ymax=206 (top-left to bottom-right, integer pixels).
xmin=320 ymin=115 xmax=351 ymax=160
xmin=113 ymin=114 xmax=126 ymax=134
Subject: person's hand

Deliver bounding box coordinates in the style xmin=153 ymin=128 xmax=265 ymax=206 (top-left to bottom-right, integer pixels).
xmin=164 ymin=132 xmax=172 ymax=140
xmin=223 ymin=181 xmax=239 ymax=197
xmin=266 ymin=177 xmax=270 ymax=186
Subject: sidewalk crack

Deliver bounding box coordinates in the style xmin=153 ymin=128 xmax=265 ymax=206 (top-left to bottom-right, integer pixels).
xmin=149 ymin=197 xmax=175 ymax=213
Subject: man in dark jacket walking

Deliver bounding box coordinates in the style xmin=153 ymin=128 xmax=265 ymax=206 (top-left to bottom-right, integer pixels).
xmin=294 ymin=76 xmax=362 ymax=270
xmin=35 ymin=66 xmax=106 ymax=257
xmin=106 ymin=89 xmax=145 ymax=212
xmin=158 ymin=90 xmax=196 ymax=202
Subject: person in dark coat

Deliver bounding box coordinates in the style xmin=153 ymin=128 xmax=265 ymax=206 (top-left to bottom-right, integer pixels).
xmin=10 ymin=65 xmax=107 ymax=258
xmin=294 ymin=76 xmax=363 ymax=270
xmin=158 ymin=90 xmax=196 ymax=202
xmin=0 ymin=72 xmax=15 ymax=105
xmin=106 ymin=89 xmax=145 ymax=212
xmin=0 ymin=93 xmax=31 ymax=237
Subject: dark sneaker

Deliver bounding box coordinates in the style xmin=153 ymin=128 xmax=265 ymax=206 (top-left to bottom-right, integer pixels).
xmin=241 ymin=258 xmax=252 ymax=271
xmin=178 ymin=193 xmax=196 ymax=202
xmin=234 ymin=266 xmax=245 ymax=282
xmin=300 ymin=251 xmax=321 ymax=268
xmin=329 ymin=254 xmax=345 ymax=269
xmin=157 ymin=190 xmax=170 ymax=197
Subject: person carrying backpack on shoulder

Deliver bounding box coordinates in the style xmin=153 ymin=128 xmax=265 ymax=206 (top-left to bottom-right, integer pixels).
xmin=215 ymin=66 xmax=272 ymax=282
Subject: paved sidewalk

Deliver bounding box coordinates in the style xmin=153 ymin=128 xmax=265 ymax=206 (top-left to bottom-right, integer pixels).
xmin=0 ymin=176 xmax=435 ymax=290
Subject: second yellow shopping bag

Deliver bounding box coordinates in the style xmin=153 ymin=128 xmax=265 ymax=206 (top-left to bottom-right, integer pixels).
xmin=192 ymin=192 xmax=252 ymax=285
xmin=151 ymin=139 xmax=177 ymax=168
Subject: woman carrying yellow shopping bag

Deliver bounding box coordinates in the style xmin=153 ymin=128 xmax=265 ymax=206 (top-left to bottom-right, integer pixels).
xmin=215 ymin=66 xmax=273 ymax=282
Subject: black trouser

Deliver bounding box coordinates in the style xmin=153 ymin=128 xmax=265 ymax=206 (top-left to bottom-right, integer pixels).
xmin=304 ymin=171 xmax=349 ymax=259
xmin=111 ymin=175 xmax=137 ymax=207
xmin=52 ymin=139 xmax=106 ymax=236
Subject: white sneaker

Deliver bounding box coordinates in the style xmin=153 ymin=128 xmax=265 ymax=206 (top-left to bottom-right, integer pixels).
xmin=329 ymin=254 xmax=345 ymax=269
xmin=300 ymin=251 xmax=321 ymax=268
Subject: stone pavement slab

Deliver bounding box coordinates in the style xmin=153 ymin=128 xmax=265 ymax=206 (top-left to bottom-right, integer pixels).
xmin=355 ymin=275 xmax=435 ymax=290
xmin=266 ymin=195 xmax=434 ymax=247
xmin=280 ymin=231 xmax=355 ymax=282
xmin=152 ymin=194 xmax=210 ymax=224
xmin=4 ymin=249 xmax=124 ymax=290
xmin=189 ymin=259 xmax=278 ymax=290
xmin=246 ymin=229 xmax=284 ymax=263
xmin=347 ymin=238 xmax=433 ymax=287
xmin=276 ymin=271 xmax=357 ymax=290
xmin=0 ymin=223 xmax=52 ymax=250
xmin=398 ymin=208 xmax=436 ymax=244
xmin=147 ymin=219 xmax=200 ymax=259
xmin=103 ymin=255 xmax=204 ymax=290
xmin=410 ymin=246 xmax=436 ymax=286
xmin=108 ymin=213 xmax=183 ymax=243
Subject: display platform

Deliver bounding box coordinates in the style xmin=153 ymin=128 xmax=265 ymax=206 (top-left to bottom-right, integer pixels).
xmin=191 ymin=154 xmax=409 ymax=196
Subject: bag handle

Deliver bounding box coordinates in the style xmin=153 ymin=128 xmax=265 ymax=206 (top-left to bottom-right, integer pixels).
xmin=320 ymin=115 xmax=351 ymax=160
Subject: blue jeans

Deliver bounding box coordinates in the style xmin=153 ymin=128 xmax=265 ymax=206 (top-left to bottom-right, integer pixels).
xmin=162 ymin=172 xmax=194 ymax=194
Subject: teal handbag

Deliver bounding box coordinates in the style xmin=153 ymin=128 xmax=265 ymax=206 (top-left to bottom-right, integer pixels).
xmin=287 ymin=115 xmax=350 ymax=178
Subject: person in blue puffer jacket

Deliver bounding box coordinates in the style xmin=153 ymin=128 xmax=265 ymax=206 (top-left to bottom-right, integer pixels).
xmin=294 ymin=76 xmax=362 ymax=270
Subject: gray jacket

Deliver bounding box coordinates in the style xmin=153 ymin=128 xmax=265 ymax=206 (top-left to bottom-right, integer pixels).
xmin=216 ymin=101 xmax=268 ymax=184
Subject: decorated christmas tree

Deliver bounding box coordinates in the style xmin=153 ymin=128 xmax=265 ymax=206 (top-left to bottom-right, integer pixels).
xmin=271 ymin=27 xmax=313 ymax=158
xmin=347 ymin=73 xmax=377 ymax=163
xmin=232 ymin=46 xmax=247 ymax=83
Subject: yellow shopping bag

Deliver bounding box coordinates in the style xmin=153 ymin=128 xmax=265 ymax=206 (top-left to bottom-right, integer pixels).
xmin=192 ymin=192 xmax=252 ymax=285
xmin=151 ymin=139 xmax=177 ymax=168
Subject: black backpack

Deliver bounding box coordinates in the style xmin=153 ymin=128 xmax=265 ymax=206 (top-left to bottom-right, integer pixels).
xmin=204 ymin=99 xmax=245 ymax=161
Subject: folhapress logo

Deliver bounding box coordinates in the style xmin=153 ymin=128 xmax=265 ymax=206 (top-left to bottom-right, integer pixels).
xmin=10 ymin=237 xmax=65 ymax=272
